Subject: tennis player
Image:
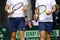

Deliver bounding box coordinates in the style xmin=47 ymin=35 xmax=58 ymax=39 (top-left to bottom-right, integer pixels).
xmin=35 ymin=0 xmax=56 ymax=40
xmin=5 ymin=0 xmax=28 ymax=40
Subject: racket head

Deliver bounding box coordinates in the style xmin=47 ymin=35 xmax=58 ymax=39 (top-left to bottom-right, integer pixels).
xmin=12 ymin=2 xmax=23 ymax=11
xmin=37 ymin=5 xmax=47 ymax=15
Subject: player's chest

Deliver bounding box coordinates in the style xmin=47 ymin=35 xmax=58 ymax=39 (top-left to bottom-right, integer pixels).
xmin=10 ymin=0 xmax=23 ymax=5
xmin=38 ymin=0 xmax=51 ymax=5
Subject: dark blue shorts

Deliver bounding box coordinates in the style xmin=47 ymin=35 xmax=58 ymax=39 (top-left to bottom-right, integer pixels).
xmin=39 ymin=22 xmax=53 ymax=33
xmin=8 ymin=17 xmax=25 ymax=32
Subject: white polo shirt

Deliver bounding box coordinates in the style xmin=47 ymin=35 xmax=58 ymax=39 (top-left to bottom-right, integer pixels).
xmin=6 ymin=0 xmax=28 ymax=17
xmin=32 ymin=20 xmax=39 ymax=26
xmin=35 ymin=0 xmax=56 ymax=22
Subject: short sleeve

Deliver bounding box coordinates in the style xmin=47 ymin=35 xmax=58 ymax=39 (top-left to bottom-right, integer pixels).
xmin=6 ymin=0 xmax=11 ymax=5
xmin=51 ymin=0 xmax=56 ymax=6
xmin=35 ymin=0 xmax=39 ymax=7
xmin=23 ymin=0 xmax=28 ymax=5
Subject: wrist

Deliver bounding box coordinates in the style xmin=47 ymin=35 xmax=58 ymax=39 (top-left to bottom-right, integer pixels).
xmin=7 ymin=10 xmax=10 ymax=13
xmin=52 ymin=9 xmax=56 ymax=13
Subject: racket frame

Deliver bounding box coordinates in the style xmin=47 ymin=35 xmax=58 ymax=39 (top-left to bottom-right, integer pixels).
xmin=37 ymin=5 xmax=47 ymax=15
xmin=12 ymin=2 xmax=23 ymax=11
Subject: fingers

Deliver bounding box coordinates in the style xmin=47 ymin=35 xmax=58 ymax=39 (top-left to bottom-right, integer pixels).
xmin=45 ymin=9 xmax=52 ymax=15
xmin=9 ymin=11 xmax=14 ymax=15
xmin=8 ymin=10 xmax=14 ymax=15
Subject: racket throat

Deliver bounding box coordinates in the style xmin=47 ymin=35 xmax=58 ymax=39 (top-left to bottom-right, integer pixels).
xmin=39 ymin=13 xmax=41 ymax=15
xmin=13 ymin=9 xmax=17 ymax=11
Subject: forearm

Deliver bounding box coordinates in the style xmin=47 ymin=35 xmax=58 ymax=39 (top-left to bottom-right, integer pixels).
xmin=5 ymin=4 xmax=13 ymax=14
xmin=5 ymin=4 xmax=13 ymax=15
xmin=35 ymin=8 xmax=38 ymax=14
xmin=52 ymin=5 xmax=56 ymax=13
xmin=22 ymin=5 xmax=28 ymax=13
xmin=5 ymin=4 xmax=9 ymax=12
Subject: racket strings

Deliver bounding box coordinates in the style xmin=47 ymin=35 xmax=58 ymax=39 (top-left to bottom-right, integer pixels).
xmin=38 ymin=6 xmax=46 ymax=13
xmin=12 ymin=3 xmax=23 ymax=11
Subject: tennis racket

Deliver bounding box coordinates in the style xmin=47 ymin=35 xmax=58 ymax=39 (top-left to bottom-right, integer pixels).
xmin=12 ymin=2 xmax=23 ymax=12
xmin=36 ymin=5 xmax=47 ymax=16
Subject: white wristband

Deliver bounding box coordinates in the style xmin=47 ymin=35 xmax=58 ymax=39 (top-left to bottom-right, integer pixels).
xmin=7 ymin=10 xmax=10 ymax=13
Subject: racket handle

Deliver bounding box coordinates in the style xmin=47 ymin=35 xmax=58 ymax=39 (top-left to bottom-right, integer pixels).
xmin=7 ymin=10 xmax=14 ymax=15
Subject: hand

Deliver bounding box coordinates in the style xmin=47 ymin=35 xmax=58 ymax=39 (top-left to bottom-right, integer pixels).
xmin=45 ymin=9 xmax=52 ymax=15
xmin=22 ymin=8 xmax=27 ymax=13
xmin=29 ymin=24 xmax=32 ymax=28
xmin=9 ymin=11 xmax=14 ymax=15
xmin=28 ymin=20 xmax=33 ymax=28
xmin=7 ymin=10 xmax=14 ymax=15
